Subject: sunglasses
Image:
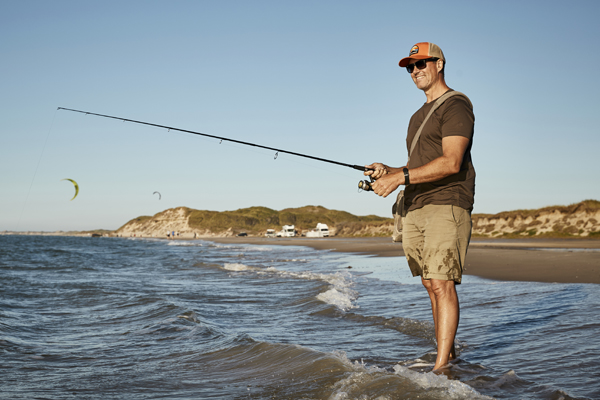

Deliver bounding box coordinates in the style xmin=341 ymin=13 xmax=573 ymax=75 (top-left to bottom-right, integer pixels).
xmin=406 ymin=58 xmax=439 ymax=74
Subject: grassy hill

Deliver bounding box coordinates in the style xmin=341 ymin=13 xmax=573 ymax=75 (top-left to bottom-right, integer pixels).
xmin=116 ymin=205 xmax=393 ymax=237
xmin=114 ymin=200 xmax=600 ymax=238
xmin=471 ymin=199 xmax=600 ymax=238
xmin=187 ymin=205 xmax=393 ymax=236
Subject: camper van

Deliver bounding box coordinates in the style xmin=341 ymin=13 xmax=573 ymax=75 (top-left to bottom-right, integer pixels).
xmin=306 ymin=223 xmax=329 ymax=238
xmin=279 ymin=225 xmax=296 ymax=237
xmin=265 ymin=229 xmax=276 ymax=238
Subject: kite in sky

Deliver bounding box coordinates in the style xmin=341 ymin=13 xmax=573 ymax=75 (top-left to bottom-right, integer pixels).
xmin=61 ymin=178 xmax=79 ymax=201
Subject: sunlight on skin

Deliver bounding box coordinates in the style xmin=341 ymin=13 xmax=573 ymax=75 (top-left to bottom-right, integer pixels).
xmin=422 ymin=278 xmax=460 ymax=370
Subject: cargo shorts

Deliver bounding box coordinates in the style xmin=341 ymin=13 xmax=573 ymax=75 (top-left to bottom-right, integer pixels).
xmin=402 ymin=204 xmax=472 ymax=284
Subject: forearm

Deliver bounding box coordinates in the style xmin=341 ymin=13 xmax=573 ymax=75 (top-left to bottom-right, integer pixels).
xmin=405 ymin=154 xmax=461 ymax=185
xmin=384 ymin=166 xmax=406 ymax=175
xmin=368 ymin=136 xmax=468 ymax=198
xmin=405 ymin=135 xmax=469 ymax=185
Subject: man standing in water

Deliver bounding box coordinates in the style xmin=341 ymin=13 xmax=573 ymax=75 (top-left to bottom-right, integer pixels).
xmin=365 ymin=42 xmax=475 ymax=371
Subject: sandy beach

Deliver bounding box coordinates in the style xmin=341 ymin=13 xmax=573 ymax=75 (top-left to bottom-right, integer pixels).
xmin=209 ymin=236 xmax=600 ymax=284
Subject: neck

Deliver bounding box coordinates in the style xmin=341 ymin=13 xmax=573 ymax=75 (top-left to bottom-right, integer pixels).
xmin=424 ymin=78 xmax=450 ymax=103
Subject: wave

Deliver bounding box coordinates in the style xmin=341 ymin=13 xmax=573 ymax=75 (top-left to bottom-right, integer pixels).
xmin=191 ymin=334 xmax=493 ymax=400
xmin=222 ymin=262 xmax=358 ymax=311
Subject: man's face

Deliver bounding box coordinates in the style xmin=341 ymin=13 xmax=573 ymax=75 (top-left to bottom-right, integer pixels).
xmin=409 ymin=58 xmax=441 ymax=91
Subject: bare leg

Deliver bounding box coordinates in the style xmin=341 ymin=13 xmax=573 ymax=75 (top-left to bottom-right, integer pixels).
xmin=421 ymin=277 xmax=459 ymax=370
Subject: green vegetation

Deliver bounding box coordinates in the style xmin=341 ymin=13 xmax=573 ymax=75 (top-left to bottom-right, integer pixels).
xmin=473 ymin=199 xmax=600 ymax=221
xmin=186 ymin=206 xmax=281 ymax=233
xmin=494 ymin=231 xmax=581 ymax=239
xmin=118 ymin=205 xmax=393 ymax=237
xmin=185 ymin=205 xmax=392 ymax=236
xmin=115 ymin=199 xmax=599 ymax=238
xmin=115 ymin=215 xmax=154 ymax=231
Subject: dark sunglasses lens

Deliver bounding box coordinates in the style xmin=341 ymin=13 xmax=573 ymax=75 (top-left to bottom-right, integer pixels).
xmin=406 ymin=59 xmax=429 ymax=73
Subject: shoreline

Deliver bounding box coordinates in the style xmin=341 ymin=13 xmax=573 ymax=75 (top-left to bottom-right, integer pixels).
xmin=208 ymin=236 xmax=600 ymax=284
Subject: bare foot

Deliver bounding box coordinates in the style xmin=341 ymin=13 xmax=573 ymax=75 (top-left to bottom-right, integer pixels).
xmin=432 ymin=363 xmax=452 ymax=377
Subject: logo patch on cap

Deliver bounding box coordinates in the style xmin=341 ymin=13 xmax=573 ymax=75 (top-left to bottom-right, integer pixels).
xmin=409 ymin=45 xmax=419 ymax=56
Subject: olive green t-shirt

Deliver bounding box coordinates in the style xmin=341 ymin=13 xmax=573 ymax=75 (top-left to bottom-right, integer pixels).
xmin=404 ymin=90 xmax=476 ymax=212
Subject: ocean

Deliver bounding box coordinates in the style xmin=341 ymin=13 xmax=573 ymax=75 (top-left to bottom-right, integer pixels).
xmin=1 ymin=235 xmax=598 ymax=399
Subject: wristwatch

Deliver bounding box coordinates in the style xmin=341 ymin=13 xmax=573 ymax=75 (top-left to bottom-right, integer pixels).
xmin=403 ymin=168 xmax=410 ymax=185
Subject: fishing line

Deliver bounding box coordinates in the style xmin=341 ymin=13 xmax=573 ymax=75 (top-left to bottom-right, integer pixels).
xmin=57 ymin=107 xmax=370 ymax=173
xmin=155 ymin=124 xmax=363 ymax=183
xmin=17 ymin=109 xmax=59 ymax=231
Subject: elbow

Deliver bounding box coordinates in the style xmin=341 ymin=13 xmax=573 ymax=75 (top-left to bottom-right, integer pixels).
xmin=445 ymin=158 xmax=462 ymax=175
xmin=449 ymin=162 xmax=461 ymax=175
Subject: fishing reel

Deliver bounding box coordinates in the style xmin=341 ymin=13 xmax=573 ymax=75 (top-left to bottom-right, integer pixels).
xmin=358 ymin=167 xmax=378 ymax=192
xmin=358 ymin=177 xmax=374 ymax=192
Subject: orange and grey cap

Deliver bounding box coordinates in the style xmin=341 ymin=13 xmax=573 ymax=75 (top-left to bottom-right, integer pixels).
xmin=398 ymin=42 xmax=445 ymax=67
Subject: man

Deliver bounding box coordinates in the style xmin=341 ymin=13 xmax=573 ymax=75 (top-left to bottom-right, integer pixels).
xmin=365 ymin=42 xmax=475 ymax=371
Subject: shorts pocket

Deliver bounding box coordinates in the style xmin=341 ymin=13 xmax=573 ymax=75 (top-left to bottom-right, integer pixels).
xmin=450 ymin=205 xmax=458 ymax=224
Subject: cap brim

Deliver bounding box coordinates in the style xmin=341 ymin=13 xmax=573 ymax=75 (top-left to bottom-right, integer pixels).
xmin=398 ymin=54 xmax=431 ymax=67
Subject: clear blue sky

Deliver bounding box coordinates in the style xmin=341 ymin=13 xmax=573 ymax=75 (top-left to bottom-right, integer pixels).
xmin=2 ymin=0 xmax=599 ymax=231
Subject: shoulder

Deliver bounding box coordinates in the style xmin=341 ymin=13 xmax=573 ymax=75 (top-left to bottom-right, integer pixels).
xmin=437 ymin=91 xmax=475 ymax=137
xmin=442 ymin=90 xmax=473 ymax=111
xmin=437 ymin=91 xmax=474 ymax=122
xmin=444 ymin=89 xmax=473 ymax=110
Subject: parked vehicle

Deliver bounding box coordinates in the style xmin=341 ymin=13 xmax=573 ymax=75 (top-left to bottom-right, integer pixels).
xmin=306 ymin=223 xmax=329 ymax=238
xmin=279 ymin=225 xmax=296 ymax=237
xmin=265 ymin=229 xmax=276 ymax=238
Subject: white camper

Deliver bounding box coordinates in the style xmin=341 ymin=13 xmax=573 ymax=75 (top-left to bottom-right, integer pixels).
xmin=306 ymin=223 xmax=329 ymax=238
xmin=279 ymin=225 xmax=296 ymax=237
xmin=265 ymin=229 xmax=276 ymax=238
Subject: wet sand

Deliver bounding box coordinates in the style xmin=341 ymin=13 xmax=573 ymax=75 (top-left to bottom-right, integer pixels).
xmin=209 ymin=237 xmax=600 ymax=284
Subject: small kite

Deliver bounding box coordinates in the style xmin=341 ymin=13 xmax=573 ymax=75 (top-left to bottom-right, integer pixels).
xmin=153 ymin=191 xmax=161 ymax=200
xmin=61 ymin=178 xmax=79 ymax=201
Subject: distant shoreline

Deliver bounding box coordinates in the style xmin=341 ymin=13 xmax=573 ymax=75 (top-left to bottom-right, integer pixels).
xmin=3 ymin=233 xmax=599 ymax=284
xmin=208 ymin=236 xmax=600 ymax=285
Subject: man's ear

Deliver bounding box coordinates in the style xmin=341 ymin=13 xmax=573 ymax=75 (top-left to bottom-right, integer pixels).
xmin=436 ymin=59 xmax=444 ymax=73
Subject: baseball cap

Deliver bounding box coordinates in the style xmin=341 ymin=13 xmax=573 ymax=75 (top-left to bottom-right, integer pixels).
xmin=398 ymin=42 xmax=445 ymax=67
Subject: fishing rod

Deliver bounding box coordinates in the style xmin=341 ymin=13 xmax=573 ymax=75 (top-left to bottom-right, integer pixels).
xmin=57 ymin=107 xmax=377 ymax=191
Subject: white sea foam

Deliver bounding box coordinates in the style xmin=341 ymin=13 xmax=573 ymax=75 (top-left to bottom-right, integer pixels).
xmin=392 ymin=364 xmax=494 ymax=399
xmin=210 ymin=243 xmax=276 ymax=252
xmin=222 ymin=263 xmax=358 ymax=311
xmin=275 ymin=269 xmax=358 ymax=311
xmin=167 ymin=241 xmax=203 ymax=247
xmin=316 ymin=288 xmax=355 ymax=311
xmin=223 ymin=263 xmax=256 ymax=271
xmin=327 ymin=352 xmax=492 ymax=400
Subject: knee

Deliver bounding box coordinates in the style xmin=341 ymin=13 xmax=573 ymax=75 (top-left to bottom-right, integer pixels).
xmin=421 ymin=277 xmax=433 ymax=292
xmin=429 ymin=279 xmax=456 ymax=299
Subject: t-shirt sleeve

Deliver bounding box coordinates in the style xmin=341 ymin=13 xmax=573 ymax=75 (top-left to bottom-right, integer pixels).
xmin=441 ymin=96 xmax=474 ymax=140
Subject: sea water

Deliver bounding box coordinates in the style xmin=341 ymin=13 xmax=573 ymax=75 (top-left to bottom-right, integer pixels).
xmin=1 ymin=235 xmax=598 ymax=399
